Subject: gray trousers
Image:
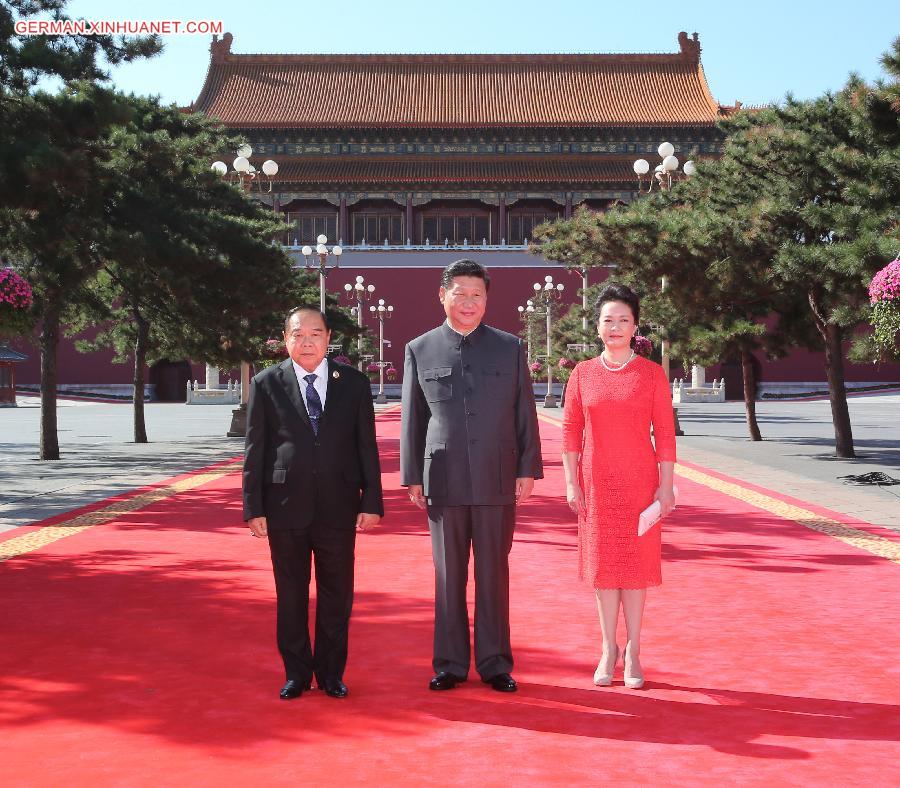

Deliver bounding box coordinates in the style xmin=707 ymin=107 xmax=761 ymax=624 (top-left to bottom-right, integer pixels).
xmin=427 ymin=504 xmax=516 ymax=679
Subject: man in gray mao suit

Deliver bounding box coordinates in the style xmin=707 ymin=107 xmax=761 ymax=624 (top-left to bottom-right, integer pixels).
xmin=401 ymin=259 xmax=543 ymax=693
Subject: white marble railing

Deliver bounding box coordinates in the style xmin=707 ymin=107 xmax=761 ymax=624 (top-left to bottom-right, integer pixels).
xmin=283 ymin=240 xmax=530 ymax=252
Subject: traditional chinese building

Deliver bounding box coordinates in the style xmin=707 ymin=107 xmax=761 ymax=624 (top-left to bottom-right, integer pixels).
xmin=12 ymin=32 xmax=898 ymax=397
xmin=194 ymin=30 xmax=726 ymax=248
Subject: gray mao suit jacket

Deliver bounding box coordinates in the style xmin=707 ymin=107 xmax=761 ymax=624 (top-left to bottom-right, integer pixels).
xmin=400 ymin=322 xmax=543 ymax=505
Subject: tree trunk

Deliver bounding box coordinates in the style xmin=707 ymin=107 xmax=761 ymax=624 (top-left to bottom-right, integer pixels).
xmin=39 ymin=296 xmax=61 ymax=460
xmin=823 ymin=322 xmax=855 ymax=458
xmin=808 ymin=288 xmax=855 ymax=458
xmin=132 ymin=310 xmax=149 ymax=443
xmin=741 ymin=348 xmax=762 ymax=441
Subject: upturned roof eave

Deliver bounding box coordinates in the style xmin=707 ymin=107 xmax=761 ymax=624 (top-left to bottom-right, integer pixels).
xmin=208 ymin=118 xmax=722 ymax=130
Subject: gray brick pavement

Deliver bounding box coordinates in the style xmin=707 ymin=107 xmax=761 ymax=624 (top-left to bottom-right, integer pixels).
xmin=1 ymin=394 xmax=897 ymax=533
xmin=539 ymin=394 xmax=900 ymax=532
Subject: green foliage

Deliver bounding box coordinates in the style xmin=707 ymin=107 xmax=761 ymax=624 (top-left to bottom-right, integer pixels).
xmin=871 ymin=300 xmax=900 ymax=355
xmin=0 ymin=0 xmax=163 ymax=456
xmin=0 ymin=301 xmax=34 ymax=338
xmin=718 ymin=89 xmax=899 ymax=352
xmin=0 ymin=1 xmax=161 ymax=94
xmin=531 ymin=40 xmax=900 ymax=452
xmin=0 ymin=266 xmax=35 ymax=338
xmin=54 ymin=94 xmax=293 ymax=369
xmin=241 ymin=271 xmax=366 ymax=372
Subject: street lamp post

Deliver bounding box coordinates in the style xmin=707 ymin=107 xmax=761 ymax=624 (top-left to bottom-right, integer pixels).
xmin=632 ymin=143 xmax=694 ymax=379
xmin=517 ymin=299 xmax=536 ymax=363
xmin=633 ymin=142 xmax=692 ymax=436
xmin=531 ymin=275 xmax=565 ymax=408
xmin=369 ymin=298 xmax=394 ymax=404
xmin=632 ymin=141 xmax=694 ymax=377
xmin=660 ymin=275 xmax=671 ymax=380
xmin=301 ymin=235 xmax=343 ymax=312
xmin=344 ymin=275 xmax=375 ymax=371
xmin=211 ymin=145 xmax=279 ymax=438
xmin=580 ymin=268 xmax=588 ymax=333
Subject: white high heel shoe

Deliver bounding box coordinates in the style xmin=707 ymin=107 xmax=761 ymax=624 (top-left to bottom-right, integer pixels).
xmin=623 ymin=643 xmax=645 ymax=689
xmin=593 ymin=645 xmax=620 ymax=686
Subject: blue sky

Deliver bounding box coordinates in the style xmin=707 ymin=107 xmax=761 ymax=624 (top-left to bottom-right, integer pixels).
xmin=60 ymin=0 xmax=898 ymax=107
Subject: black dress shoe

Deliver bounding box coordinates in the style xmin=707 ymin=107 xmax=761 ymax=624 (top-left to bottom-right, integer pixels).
xmin=429 ymin=672 xmax=466 ymax=691
xmin=321 ymin=678 xmax=348 ymax=698
xmin=279 ymin=679 xmax=312 ymax=700
xmin=482 ymin=673 xmax=517 ymax=693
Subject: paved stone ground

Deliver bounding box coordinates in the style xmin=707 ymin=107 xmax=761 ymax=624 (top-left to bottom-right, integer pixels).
xmin=2 ymin=392 xmax=898 ymax=533
xmin=0 ymin=397 xmax=245 ymax=532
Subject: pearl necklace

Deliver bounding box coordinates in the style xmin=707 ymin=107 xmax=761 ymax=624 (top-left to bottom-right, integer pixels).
xmin=600 ymin=350 xmax=636 ymax=372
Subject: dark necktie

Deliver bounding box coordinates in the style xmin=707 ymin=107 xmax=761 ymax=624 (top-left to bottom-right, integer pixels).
xmin=303 ymin=373 xmax=322 ymax=435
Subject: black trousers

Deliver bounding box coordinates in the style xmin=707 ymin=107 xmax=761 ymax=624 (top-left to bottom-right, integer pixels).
xmin=267 ymin=523 xmax=356 ymax=684
xmin=427 ymin=504 xmax=516 ymax=679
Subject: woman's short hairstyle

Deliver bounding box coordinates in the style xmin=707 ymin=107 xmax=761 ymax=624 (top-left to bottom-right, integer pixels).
xmin=595 ymin=283 xmax=640 ymax=326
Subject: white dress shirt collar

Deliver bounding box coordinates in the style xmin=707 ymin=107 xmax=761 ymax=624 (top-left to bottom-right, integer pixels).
xmin=291 ymin=356 xmax=329 ymax=411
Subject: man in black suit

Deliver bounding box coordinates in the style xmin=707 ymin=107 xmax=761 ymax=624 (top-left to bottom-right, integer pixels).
xmin=243 ymin=306 xmax=383 ymax=700
xmin=401 ymin=259 xmax=543 ymax=693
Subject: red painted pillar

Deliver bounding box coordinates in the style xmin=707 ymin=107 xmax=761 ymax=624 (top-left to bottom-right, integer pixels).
xmin=273 ymin=193 xmax=283 ymax=243
xmin=498 ymin=196 xmax=506 ymax=245
xmin=406 ymin=195 xmax=414 ymax=244
xmin=339 ymin=197 xmax=348 ymax=245
xmin=565 ymin=193 xmax=572 ymax=219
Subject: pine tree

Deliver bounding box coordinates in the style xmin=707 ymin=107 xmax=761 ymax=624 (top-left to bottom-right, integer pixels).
xmin=61 ymin=95 xmax=364 ymax=442
xmin=721 ymin=73 xmax=899 ymax=456
xmin=0 ymin=0 xmax=160 ymax=458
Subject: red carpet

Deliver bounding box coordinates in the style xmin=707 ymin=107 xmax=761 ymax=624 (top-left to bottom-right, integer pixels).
xmin=1 ymin=411 xmax=899 ymax=785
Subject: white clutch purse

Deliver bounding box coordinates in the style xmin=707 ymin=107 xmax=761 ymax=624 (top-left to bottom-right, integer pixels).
xmin=638 ymin=486 xmax=679 ymax=536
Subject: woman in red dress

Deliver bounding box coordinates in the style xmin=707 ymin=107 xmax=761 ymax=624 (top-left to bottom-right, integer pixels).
xmin=561 ymin=284 xmax=676 ymax=689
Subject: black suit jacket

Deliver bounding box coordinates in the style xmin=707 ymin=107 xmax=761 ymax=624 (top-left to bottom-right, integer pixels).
xmin=243 ymin=358 xmax=384 ymax=530
xmin=400 ymin=322 xmax=543 ymax=506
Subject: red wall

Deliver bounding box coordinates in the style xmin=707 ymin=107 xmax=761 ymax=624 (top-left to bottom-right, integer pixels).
xmin=10 ymin=266 xmax=900 ymax=388
xmin=329 ymin=265 xmax=582 ymax=373
xmin=10 ymin=333 xmax=208 ymax=388
xmin=11 ymin=334 xmax=134 ymax=386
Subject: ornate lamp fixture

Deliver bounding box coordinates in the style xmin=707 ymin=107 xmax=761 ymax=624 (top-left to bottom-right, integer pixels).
xmin=208 ymin=144 xmax=279 ymax=438
xmin=633 ymin=142 xmax=695 ymax=192
xmin=344 ymin=275 xmax=376 ymax=370
xmin=530 ymin=275 xmax=565 ymax=408
xmin=211 ymin=144 xmax=279 ymax=192
xmin=369 ymin=299 xmax=394 ymax=404
xmin=517 ymin=299 xmax=536 ymax=363
xmin=301 ymin=235 xmax=343 ymax=312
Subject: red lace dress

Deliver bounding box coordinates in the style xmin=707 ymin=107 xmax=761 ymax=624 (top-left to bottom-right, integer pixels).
xmin=562 ymin=356 xmax=677 ymax=589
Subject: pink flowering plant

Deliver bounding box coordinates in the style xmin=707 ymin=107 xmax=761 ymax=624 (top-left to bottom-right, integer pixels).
xmin=633 ymin=335 xmax=653 ymax=358
xmin=332 ymin=354 xmax=352 ymax=366
xmin=253 ymin=338 xmax=287 ymax=370
xmin=265 ymin=338 xmax=286 ymax=357
xmin=529 ymin=360 xmax=543 ymax=380
xmin=869 ymin=258 xmax=900 ymax=353
xmin=0 ymin=268 xmax=35 ymax=338
xmin=558 ymin=357 xmax=576 ymax=370
xmin=385 ymin=366 xmax=398 ymax=382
